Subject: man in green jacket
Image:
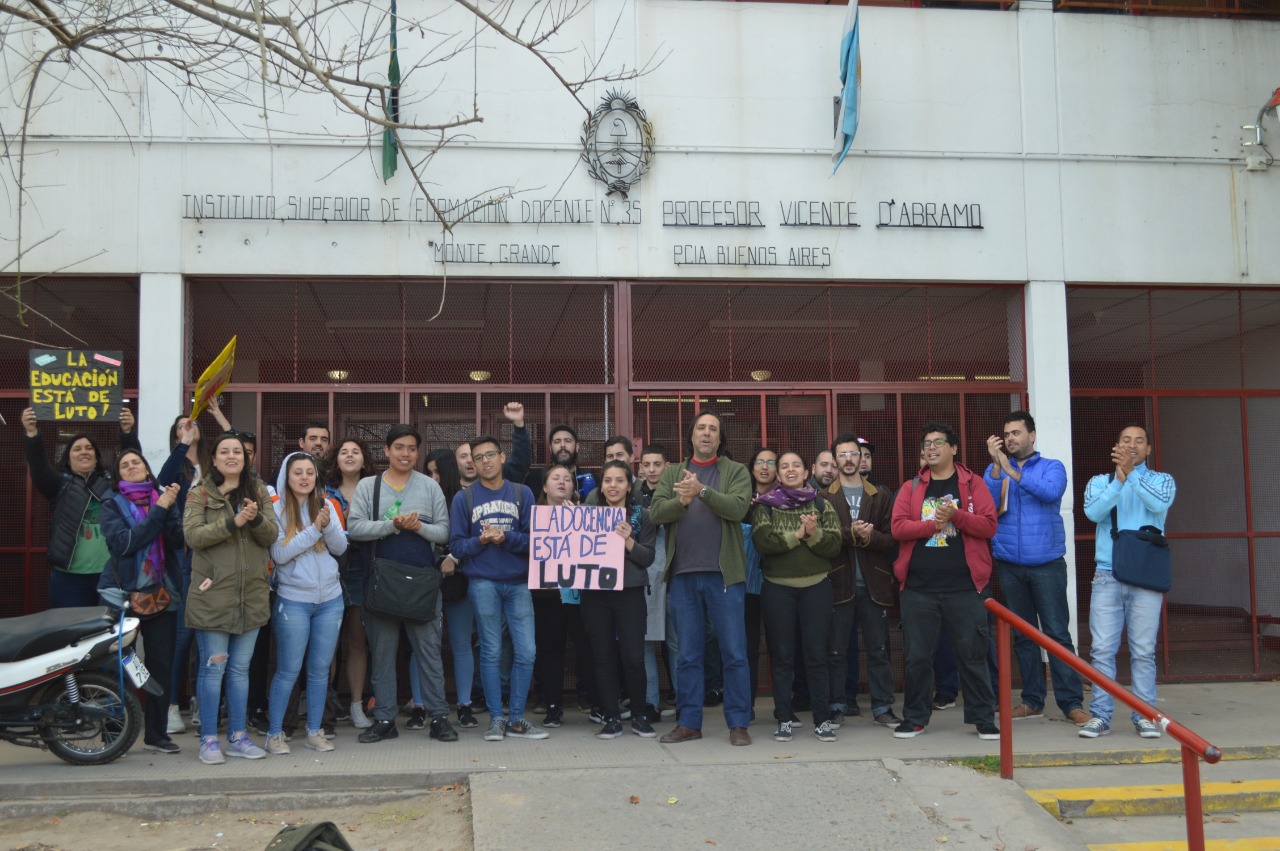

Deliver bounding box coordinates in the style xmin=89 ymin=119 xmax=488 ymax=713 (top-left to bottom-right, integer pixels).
xmin=650 ymin=412 xmax=753 ymax=746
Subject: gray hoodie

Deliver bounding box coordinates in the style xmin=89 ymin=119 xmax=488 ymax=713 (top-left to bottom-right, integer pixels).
xmin=270 ymin=452 xmax=348 ymax=605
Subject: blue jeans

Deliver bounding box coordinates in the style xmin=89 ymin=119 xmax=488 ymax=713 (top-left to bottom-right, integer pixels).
xmin=268 ymin=595 xmax=344 ymax=736
xmin=445 ymin=595 xmax=481 ymax=706
xmin=669 ymin=573 xmax=750 ymax=729
xmin=997 ymin=558 xmax=1085 ymax=715
xmin=644 ymin=641 xmax=661 ymax=708
xmin=469 ymin=579 xmax=535 ymax=722
xmin=1088 ymin=569 xmax=1162 ymax=726
xmin=169 ymin=552 xmax=194 ymax=708
xmin=195 ymin=628 xmax=260 ymax=740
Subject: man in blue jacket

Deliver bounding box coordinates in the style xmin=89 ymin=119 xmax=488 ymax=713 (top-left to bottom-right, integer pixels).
xmin=984 ymin=411 xmax=1089 ymax=726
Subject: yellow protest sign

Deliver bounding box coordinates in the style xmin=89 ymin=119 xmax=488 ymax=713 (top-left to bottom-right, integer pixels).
xmin=190 ymin=336 xmax=237 ymax=419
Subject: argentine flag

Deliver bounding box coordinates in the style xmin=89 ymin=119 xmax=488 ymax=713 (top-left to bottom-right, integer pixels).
xmin=832 ymin=0 xmax=861 ymax=172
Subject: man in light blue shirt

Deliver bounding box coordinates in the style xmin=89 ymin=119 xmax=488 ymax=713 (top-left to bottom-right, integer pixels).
xmin=1080 ymin=424 xmax=1176 ymax=740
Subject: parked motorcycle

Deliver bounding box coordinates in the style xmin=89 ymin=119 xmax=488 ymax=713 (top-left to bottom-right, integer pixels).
xmin=0 ymin=606 xmax=156 ymax=765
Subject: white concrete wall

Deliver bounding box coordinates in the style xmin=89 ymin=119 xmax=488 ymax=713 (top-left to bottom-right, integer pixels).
xmin=1 ymin=1 xmax=1276 ymax=286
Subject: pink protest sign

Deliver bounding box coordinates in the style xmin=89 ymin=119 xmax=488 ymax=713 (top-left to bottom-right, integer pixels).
xmin=528 ymin=504 xmax=627 ymax=591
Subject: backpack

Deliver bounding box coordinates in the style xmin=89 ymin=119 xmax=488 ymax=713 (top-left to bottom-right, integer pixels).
xmin=265 ymin=822 xmax=355 ymax=851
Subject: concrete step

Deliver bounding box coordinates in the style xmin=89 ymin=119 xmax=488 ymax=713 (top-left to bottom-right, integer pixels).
xmin=1071 ymin=810 xmax=1280 ymax=850
xmin=1020 ymin=760 xmax=1280 ymax=819
xmin=1027 ymin=779 xmax=1280 ymax=819
xmin=1013 ymin=746 xmax=1280 ymax=769
xmin=1088 ymin=838 xmax=1280 ymax=850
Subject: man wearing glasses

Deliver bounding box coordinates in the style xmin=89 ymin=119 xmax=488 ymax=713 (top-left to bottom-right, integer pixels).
xmin=824 ymin=434 xmax=901 ymax=728
xmin=449 ymin=435 xmax=546 ymax=742
xmin=891 ymin=423 xmax=999 ymax=740
xmin=984 ymin=410 xmax=1088 ymax=727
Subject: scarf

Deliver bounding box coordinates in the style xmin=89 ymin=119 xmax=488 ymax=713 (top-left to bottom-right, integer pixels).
xmin=752 ymin=482 xmax=818 ymax=511
xmin=118 ymin=479 xmax=166 ymax=586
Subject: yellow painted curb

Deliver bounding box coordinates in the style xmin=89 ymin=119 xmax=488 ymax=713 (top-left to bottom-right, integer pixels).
xmin=1028 ymin=779 xmax=1280 ymax=818
xmin=1088 ymin=839 xmax=1280 ymax=851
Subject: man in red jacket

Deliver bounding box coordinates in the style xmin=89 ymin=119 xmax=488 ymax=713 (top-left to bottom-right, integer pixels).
xmin=891 ymin=422 xmax=999 ymax=741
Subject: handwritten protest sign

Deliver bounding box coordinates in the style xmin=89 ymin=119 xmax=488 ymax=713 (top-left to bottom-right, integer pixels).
xmin=190 ymin=336 xmax=237 ymax=419
xmin=529 ymin=504 xmax=626 ymax=591
xmin=29 ymin=350 xmax=123 ymax=422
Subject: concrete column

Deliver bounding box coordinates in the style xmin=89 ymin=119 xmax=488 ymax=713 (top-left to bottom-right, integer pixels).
xmin=138 ymin=273 xmax=185 ymax=468
xmin=1016 ymin=0 xmax=1083 ymax=649
xmin=1024 ymin=280 xmax=1080 ymax=649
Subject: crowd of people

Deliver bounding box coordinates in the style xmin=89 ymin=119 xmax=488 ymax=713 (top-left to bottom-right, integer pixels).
xmin=20 ymin=397 xmax=1175 ymax=761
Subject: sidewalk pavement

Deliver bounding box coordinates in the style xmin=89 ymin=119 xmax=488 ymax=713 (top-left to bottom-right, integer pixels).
xmin=0 ymin=682 xmax=1273 ymax=848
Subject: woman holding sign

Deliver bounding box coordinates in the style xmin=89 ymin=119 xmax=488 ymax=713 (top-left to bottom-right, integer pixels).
xmin=751 ymin=451 xmax=841 ymax=744
xmin=533 ymin=465 xmax=600 ymax=729
xmin=21 ymin=405 xmax=140 ymax=607
xmin=580 ymin=460 xmax=657 ymax=739
xmin=183 ymin=432 xmax=278 ymax=765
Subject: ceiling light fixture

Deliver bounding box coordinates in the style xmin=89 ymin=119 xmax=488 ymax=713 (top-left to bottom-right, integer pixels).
xmin=469 ymin=370 xmax=492 ymax=382
xmin=326 ymin=369 xmax=350 ymax=381
xmin=750 ymin=370 xmax=772 ymax=381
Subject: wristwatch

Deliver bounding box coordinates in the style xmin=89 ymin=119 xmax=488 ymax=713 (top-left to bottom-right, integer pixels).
xmin=699 ymin=486 xmax=708 ymax=500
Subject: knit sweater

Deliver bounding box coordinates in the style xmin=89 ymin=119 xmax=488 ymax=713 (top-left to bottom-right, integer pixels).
xmin=750 ymin=500 xmax=841 ymax=580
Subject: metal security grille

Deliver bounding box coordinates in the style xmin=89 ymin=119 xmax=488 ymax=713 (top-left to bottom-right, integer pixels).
xmin=1068 ymin=286 xmax=1280 ymax=680
xmin=188 ymin=279 xmax=615 ymax=386
xmin=0 ymin=277 xmax=140 ymax=615
xmin=631 ymin=283 xmax=1023 ymax=386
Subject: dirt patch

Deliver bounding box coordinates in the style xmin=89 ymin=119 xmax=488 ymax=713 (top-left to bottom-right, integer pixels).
xmin=1 ymin=786 xmax=471 ymax=851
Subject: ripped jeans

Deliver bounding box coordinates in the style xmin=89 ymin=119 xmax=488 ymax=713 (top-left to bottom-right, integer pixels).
xmin=195 ymin=628 xmax=260 ymax=740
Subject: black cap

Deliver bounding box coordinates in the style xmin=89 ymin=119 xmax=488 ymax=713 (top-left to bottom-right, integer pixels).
xmin=856 ymin=437 xmax=875 ymax=454
xmin=549 ymin=423 xmax=578 ymax=444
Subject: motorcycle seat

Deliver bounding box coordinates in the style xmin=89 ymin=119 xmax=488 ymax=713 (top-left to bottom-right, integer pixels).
xmin=0 ymin=607 xmax=119 ymax=664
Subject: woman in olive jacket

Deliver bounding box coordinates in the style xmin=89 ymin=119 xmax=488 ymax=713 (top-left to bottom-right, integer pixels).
xmin=183 ymin=432 xmax=277 ymax=765
xmin=751 ymin=450 xmax=842 ymax=743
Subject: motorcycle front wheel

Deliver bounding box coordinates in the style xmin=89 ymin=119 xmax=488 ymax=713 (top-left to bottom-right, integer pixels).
xmin=38 ymin=670 xmax=141 ymax=765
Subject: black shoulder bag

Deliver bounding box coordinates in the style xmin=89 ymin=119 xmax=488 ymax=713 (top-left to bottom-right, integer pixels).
xmin=1108 ymin=474 xmax=1172 ymax=593
xmin=363 ymin=475 xmax=441 ymax=622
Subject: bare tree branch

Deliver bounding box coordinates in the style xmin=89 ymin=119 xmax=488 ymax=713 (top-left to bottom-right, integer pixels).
xmin=1 ymin=0 xmax=660 ymax=318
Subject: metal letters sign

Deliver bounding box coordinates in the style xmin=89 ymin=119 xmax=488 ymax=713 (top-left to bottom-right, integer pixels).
xmin=581 ymin=90 xmax=654 ymax=198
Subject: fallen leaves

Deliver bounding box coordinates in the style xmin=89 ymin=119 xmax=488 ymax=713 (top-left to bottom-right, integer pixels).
xmin=629 ymin=795 xmax=640 ymax=805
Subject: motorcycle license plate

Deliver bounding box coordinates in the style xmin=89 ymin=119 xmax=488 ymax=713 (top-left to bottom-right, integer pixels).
xmin=122 ymin=651 xmax=151 ymax=688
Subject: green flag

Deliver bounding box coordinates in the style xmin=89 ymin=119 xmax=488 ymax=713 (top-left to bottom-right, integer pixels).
xmin=381 ymin=0 xmax=400 ymax=182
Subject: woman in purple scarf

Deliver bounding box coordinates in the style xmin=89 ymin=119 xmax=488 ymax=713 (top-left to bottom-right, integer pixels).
xmin=99 ymin=449 xmax=186 ymax=755
xmin=750 ymin=450 xmax=842 ymax=744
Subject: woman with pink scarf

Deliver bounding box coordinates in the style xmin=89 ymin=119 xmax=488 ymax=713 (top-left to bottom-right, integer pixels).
xmin=99 ymin=448 xmax=186 ymax=754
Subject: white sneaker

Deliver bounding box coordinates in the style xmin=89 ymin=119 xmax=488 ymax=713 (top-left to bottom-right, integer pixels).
xmin=166 ymin=705 xmax=185 ymax=735
xmin=265 ymin=733 xmax=291 ymax=755
xmin=189 ymin=696 xmax=200 ymax=729
xmin=350 ymin=701 xmax=374 ymax=729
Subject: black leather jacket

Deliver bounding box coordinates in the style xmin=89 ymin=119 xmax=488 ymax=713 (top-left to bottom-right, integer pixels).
xmin=25 ymin=429 xmax=140 ymax=570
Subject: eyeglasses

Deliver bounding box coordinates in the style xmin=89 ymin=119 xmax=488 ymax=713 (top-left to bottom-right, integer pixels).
xmin=473 ymin=450 xmax=500 ymax=462
xmin=835 ymin=451 xmax=861 ymax=459
xmin=229 ymin=430 xmax=256 ymax=443
xmin=753 ymin=459 xmax=777 ymax=468
xmin=921 ymin=438 xmax=950 ymax=449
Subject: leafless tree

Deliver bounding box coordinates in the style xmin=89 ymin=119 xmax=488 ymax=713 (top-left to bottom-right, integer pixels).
xmin=0 ymin=0 xmax=657 ymax=323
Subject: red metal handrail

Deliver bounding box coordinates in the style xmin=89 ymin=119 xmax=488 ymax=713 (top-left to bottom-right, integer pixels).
xmin=984 ymin=598 xmax=1222 ymax=851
